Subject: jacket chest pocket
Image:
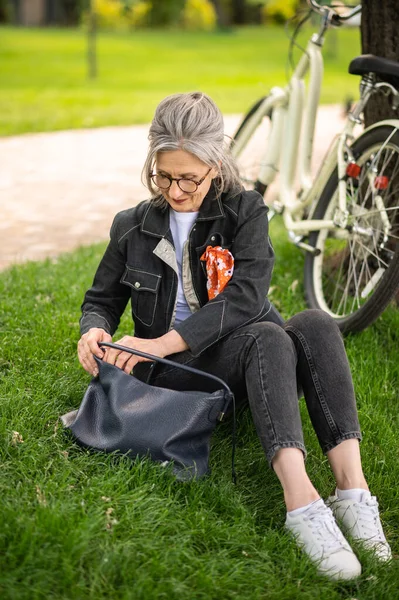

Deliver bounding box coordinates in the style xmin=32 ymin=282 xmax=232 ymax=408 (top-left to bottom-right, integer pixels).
xmin=121 ymin=266 xmax=161 ymax=328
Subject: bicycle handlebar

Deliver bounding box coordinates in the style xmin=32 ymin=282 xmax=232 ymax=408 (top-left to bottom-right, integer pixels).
xmin=307 ymin=0 xmax=361 ymax=22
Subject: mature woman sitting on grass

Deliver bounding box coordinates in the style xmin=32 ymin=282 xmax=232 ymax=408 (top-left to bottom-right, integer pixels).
xmin=77 ymin=91 xmax=391 ymax=580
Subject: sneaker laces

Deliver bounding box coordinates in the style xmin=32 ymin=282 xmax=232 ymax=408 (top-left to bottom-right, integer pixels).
xmin=353 ymin=497 xmax=387 ymax=542
xmin=305 ymin=503 xmax=346 ymax=553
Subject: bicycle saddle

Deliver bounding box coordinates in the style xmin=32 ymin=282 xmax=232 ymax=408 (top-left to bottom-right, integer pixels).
xmin=349 ymin=54 xmax=399 ymax=89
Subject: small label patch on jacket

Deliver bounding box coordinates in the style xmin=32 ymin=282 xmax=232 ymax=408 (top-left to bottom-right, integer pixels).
xmin=200 ymin=246 xmax=234 ymax=300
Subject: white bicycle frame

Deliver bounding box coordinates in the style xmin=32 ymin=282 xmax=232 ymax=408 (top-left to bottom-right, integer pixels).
xmin=232 ymin=6 xmax=399 ymax=240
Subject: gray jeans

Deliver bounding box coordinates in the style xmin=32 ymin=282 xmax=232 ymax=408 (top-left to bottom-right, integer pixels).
xmin=147 ymin=309 xmax=362 ymax=465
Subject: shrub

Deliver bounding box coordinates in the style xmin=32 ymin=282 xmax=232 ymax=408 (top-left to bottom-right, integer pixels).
xmin=148 ymin=0 xmax=185 ymax=27
xmin=85 ymin=0 xmax=216 ymax=31
xmin=127 ymin=1 xmax=151 ymax=28
xmin=182 ymin=0 xmax=216 ymax=31
xmin=262 ymin=0 xmax=299 ymax=24
xmin=91 ymin=0 xmax=127 ymax=30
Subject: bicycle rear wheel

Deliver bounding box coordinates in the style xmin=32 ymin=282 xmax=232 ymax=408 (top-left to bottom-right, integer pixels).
xmin=231 ymin=96 xmax=272 ymax=197
xmin=304 ymin=124 xmax=399 ymax=333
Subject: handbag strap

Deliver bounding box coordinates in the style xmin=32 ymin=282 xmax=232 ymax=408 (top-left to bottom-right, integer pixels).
xmin=100 ymin=341 xmax=233 ymax=398
xmin=99 ymin=341 xmax=237 ymax=483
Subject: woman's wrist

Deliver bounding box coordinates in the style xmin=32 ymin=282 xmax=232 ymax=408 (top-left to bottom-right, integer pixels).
xmin=157 ymin=330 xmax=189 ymax=357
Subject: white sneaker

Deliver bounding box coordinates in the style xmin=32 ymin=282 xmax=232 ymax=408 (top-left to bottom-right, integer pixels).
xmin=327 ymin=490 xmax=392 ymax=562
xmin=285 ymin=499 xmax=361 ymax=580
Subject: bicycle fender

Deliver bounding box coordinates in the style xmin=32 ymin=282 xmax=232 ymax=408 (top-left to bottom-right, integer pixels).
xmin=357 ymin=119 xmax=399 ymax=137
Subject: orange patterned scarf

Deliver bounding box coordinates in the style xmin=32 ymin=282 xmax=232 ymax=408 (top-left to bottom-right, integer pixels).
xmin=200 ymin=246 xmax=234 ymax=300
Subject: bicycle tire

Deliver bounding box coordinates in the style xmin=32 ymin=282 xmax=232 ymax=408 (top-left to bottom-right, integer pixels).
xmin=231 ymin=96 xmax=272 ymax=197
xmin=304 ymin=124 xmax=399 ymax=334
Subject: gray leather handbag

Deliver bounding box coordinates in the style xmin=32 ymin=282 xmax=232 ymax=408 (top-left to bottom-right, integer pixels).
xmin=61 ymin=342 xmax=236 ymax=480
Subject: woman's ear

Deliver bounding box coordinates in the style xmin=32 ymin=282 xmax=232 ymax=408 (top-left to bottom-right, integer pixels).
xmin=211 ymin=162 xmax=222 ymax=179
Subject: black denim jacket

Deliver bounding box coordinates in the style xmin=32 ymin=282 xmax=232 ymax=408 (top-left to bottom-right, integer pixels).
xmin=80 ymin=185 xmax=283 ymax=357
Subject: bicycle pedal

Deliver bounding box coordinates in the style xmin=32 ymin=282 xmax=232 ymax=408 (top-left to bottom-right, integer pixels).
xmin=289 ymin=233 xmax=321 ymax=256
xmin=298 ymin=242 xmax=321 ymax=256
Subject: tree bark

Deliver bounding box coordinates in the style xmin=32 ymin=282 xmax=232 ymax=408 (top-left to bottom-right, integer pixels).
xmin=210 ymin=0 xmax=230 ymax=28
xmin=360 ymin=0 xmax=399 ymax=127
xmin=87 ymin=0 xmax=97 ymax=79
xmin=361 ymin=0 xmax=399 ymax=305
xmin=232 ymin=0 xmax=246 ymax=24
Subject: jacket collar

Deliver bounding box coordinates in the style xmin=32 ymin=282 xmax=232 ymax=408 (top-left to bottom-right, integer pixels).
xmin=140 ymin=182 xmax=225 ymax=238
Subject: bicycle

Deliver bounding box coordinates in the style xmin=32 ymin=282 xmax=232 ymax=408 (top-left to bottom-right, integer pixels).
xmin=231 ymin=0 xmax=399 ymax=334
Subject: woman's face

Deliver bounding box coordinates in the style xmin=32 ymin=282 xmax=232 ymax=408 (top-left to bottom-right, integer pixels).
xmin=155 ymin=149 xmax=216 ymax=213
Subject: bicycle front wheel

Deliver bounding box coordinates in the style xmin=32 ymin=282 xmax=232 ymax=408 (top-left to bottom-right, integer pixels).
xmin=304 ymin=124 xmax=399 ymax=333
xmin=231 ymin=96 xmax=272 ymax=197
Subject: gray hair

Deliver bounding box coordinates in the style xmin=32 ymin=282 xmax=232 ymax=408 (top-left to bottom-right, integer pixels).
xmin=142 ymin=92 xmax=242 ymax=206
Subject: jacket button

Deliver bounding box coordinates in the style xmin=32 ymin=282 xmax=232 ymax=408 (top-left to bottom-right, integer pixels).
xmin=211 ymin=235 xmax=216 ymax=241
xmin=134 ymin=281 xmax=141 ymax=289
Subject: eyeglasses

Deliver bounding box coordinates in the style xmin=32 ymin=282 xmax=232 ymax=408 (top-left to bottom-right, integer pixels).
xmin=150 ymin=167 xmax=212 ymax=194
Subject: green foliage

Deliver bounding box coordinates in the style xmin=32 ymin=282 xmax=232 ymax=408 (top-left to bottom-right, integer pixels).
xmin=83 ymin=0 xmax=215 ymax=30
xmin=182 ymin=0 xmax=217 ymax=31
xmin=128 ymin=0 xmax=151 ymax=28
xmin=90 ymin=0 xmax=129 ymax=30
xmin=61 ymin=0 xmax=86 ymax=25
xmin=128 ymin=0 xmax=217 ymax=31
xmin=83 ymin=0 xmax=154 ymax=30
xmin=262 ymin=0 xmax=299 ymax=24
xmin=148 ymin=0 xmax=185 ymax=27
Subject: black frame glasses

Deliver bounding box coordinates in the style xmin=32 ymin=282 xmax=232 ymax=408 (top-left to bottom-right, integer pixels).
xmin=150 ymin=167 xmax=212 ymax=194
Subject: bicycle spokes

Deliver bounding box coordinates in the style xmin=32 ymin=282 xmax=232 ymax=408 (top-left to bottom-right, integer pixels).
xmin=315 ymin=142 xmax=399 ymax=318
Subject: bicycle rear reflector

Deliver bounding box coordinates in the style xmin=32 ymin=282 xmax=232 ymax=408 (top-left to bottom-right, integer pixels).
xmin=346 ymin=163 xmax=361 ymax=178
xmin=374 ymin=176 xmax=389 ymax=190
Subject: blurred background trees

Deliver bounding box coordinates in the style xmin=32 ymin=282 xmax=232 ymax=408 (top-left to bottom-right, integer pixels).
xmin=1 ymin=0 xmax=301 ymax=28
xmin=3 ymin=0 xmax=396 ymax=38
xmin=4 ymin=0 xmax=84 ymax=25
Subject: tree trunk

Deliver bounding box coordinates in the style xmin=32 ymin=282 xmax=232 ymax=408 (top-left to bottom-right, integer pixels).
xmin=210 ymin=0 xmax=230 ymax=28
xmin=360 ymin=0 xmax=399 ymax=127
xmin=361 ymin=0 xmax=399 ymax=306
xmin=232 ymin=0 xmax=246 ymax=24
xmin=87 ymin=0 xmax=96 ymax=79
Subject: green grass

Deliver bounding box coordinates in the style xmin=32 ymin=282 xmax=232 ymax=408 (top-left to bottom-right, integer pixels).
xmin=1 ymin=217 xmax=398 ymax=599
xmin=0 ymin=25 xmax=361 ymax=135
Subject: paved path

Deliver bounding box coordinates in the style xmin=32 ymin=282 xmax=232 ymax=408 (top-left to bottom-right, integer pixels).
xmin=0 ymin=105 xmax=346 ymax=271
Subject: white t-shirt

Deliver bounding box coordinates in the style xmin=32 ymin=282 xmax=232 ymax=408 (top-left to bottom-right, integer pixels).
xmin=169 ymin=209 xmax=199 ymax=325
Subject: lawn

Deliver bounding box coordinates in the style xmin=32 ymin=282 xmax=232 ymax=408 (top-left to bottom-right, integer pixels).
xmin=0 ymin=217 xmax=398 ymax=599
xmin=0 ymin=24 xmax=361 ymax=135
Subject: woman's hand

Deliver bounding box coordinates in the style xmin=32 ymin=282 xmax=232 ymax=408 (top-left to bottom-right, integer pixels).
xmin=77 ymin=328 xmax=112 ymax=376
xmin=102 ymin=336 xmax=168 ymax=374
xmin=103 ymin=331 xmax=189 ymax=374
